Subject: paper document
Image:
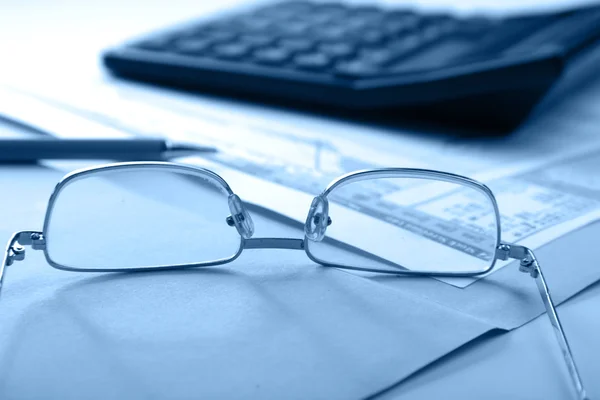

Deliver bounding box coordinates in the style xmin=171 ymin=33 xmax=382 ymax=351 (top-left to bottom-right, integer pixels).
xmin=2 ymin=77 xmax=600 ymax=287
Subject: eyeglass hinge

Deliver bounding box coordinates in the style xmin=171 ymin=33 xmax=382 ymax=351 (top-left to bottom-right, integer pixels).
xmin=6 ymin=244 xmax=25 ymax=266
xmin=17 ymin=232 xmax=46 ymax=250
xmin=519 ymin=257 xmax=540 ymax=278
xmin=496 ymin=242 xmax=539 ymax=278
xmin=5 ymin=231 xmax=45 ymax=267
xmin=496 ymin=242 xmax=526 ymax=260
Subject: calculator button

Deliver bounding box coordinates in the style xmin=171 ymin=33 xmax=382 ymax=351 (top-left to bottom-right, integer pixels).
xmin=344 ymin=16 xmax=374 ymax=31
xmin=279 ymin=38 xmax=315 ymax=52
xmin=293 ymin=53 xmax=332 ymax=70
xmin=359 ymin=49 xmax=395 ymax=65
xmin=213 ymin=43 xmax=251 ymax=60
xmin=172 ymin=38 xmax=213 ymax=54
xmin=360 ymin=29 xmax=388 ymax=45
xmin=387 ymin=35 xmax=422 ymax=54
xmin=253 ymin=47 xmax=292 ymax=65
xmin=276 ymin=21 xmax=312 ymax=36
xmin=239 ymin=34 xmax=275 ymax=47
xmin=306 ymin=11 xmax=338 ymax=25
xmin=312 ymin=3 xmax=350 ymax=20
xmin=319 ymin=42 xmax=355 ymax=58
xmin=310 ymin=25 xmax=349 ymax=41
xmin=350 ymin=6 xmax=385 ymax=20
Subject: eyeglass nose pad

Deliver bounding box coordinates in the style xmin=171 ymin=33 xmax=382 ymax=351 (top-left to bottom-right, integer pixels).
xmin=227 ymin=194 xmax=255 ymax=239
xmin=304 ymin=195 xmax=330 ymax=242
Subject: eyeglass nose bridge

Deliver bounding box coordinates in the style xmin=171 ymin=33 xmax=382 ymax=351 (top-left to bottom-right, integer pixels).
xmin=227 ymin=194 xmax=255 ymax=239
xmin=304 ymin=195 xmax=330 ymax=241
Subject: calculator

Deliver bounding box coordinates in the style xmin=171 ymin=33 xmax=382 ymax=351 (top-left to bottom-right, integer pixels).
xmin=103 ymin=1 xmax=600 ymax=131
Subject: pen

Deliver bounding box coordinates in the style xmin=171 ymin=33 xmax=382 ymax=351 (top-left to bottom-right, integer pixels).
xmin=0 ymin=138 xmax=218 ymax=162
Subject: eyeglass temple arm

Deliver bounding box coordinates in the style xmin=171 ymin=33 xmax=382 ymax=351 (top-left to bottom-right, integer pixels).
xmin=0 ymin=231 xmax=45 ymax=293
xmin=498 ymin=243 xmax=588 ymax=400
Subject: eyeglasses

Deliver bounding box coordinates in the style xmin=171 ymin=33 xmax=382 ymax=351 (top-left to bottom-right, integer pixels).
xmin=0 ymin=161 xmax=587 ymax=399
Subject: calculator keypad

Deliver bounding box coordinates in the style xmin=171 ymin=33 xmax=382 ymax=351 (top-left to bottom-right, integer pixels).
xmin=131 ymin=1 xmax=503 ymax=78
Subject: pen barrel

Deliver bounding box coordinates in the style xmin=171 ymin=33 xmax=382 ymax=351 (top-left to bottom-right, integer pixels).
xmin=0 ymin=139 xmax=167 ymax=161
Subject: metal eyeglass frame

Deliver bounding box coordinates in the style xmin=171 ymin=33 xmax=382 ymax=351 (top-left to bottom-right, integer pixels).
xmin=0 ymin=161 xmax=588 ymax=400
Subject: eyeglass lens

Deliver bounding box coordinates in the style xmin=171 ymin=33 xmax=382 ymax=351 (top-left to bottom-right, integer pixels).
xmin=306 ymin=176 xmax=499 ymax=274
xmin=44 ymin=167 xmax=242 ymax=270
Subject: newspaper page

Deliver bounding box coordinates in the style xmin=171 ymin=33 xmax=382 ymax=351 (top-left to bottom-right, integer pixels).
xmin=2 ymin=77 xmax=600 ymax=287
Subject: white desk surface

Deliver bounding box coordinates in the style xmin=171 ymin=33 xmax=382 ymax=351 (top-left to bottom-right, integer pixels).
xmin=1 ymin=1 xmax=599 ymax=399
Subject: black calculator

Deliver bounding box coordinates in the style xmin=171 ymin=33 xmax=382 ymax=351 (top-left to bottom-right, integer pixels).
xmin=103 ymin=1 xmax=600 ymax=131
